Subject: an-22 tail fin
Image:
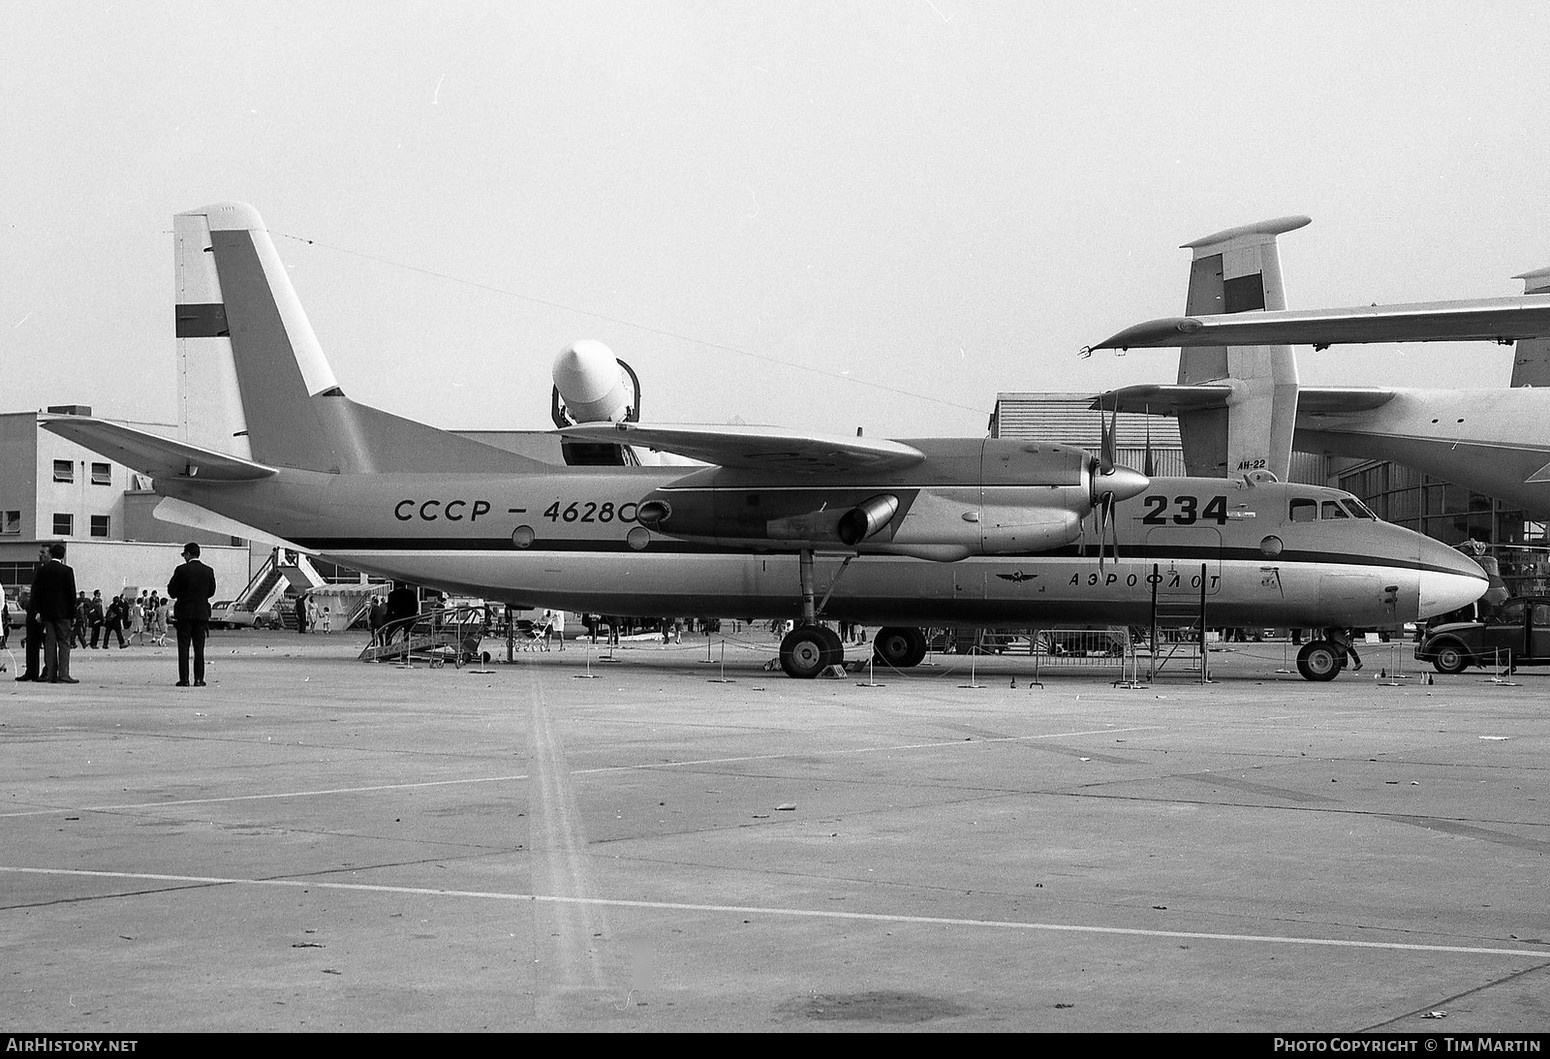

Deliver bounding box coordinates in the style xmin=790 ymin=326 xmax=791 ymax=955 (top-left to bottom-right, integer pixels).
xmin=174 ymin=203 xmax=540 ymax=474
xmin=1173 ymin=216 xmax=1306 ymax=479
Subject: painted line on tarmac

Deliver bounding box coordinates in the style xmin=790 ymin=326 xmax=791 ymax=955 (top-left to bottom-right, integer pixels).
xmin=0 ymin=726 xmax=1164 ymax=819
xmin=571 ymin=725 xmax=1167 ymax=776
xmin=2 ymin=864 xmax=1546 ymax=960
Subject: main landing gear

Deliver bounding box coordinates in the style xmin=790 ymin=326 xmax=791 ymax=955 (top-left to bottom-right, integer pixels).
xmin=775 ymin=549 xmax=930 ymax=678
xmin=871 ymin=626 xmax=927 ymax=669
xmin=779 ymin=624 xmax=845 ymax=679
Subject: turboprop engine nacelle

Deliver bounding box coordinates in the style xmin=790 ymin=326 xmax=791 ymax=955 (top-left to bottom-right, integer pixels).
xmin=633 ymin=440 xmax=1150 ymax=561
xmin=552 ymin=339 xmax=632 ymax=424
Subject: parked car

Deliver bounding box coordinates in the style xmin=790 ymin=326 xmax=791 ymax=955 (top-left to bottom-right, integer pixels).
xmin=209 ymin=601 xmax=257 ymax=630
xmin=1415 ymin=596 xmax=1550 ymax=673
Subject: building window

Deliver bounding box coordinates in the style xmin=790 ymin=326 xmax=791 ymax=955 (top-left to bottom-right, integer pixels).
xmin=91 ymin=462 xmax=111 ymax=486
xmin=90 ymin=515 xmax=110 ymax=538
xmin=53 ymin=460 xmax=74 ymax=483
xmin=52 ymin=513 xmax=73 ymax=536
xmin=1 ymin=511 xmax=18 ymax=535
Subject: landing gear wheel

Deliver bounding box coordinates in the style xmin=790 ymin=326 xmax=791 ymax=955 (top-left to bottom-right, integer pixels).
xmin=780 ymin=625 xmax=836 ymax=679
xmin=1296 ymin=640 xmax=1343 ymax=682
xmin=873 ymin=626 xmax=928 ymax=669
xmin=1431 ymin=642 xmax=1469 ymax=675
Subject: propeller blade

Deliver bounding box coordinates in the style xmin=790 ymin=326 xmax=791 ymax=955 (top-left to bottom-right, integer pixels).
xmin=1099 ymin=402 xmax=1116 ymax=476
xmin=1097 ymin=493 xmax=1110 ymax=569
xmin=1143 ymin=406 xmax=1155 ymax=478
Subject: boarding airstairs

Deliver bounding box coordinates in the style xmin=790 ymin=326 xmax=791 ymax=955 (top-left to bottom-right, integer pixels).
xmin=358 ymin=604 xmax=492 ymax=667
xmin=231 ymin=549 xmax=328 ymax=621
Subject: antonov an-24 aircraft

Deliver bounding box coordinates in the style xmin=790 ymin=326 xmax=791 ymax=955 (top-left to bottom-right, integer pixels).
xmin=41 ymin=203 xmax=1487 ymax=679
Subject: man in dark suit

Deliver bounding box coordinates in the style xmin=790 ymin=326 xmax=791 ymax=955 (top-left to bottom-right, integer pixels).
xmin=28 ymin=542 xmax=78 ymax=684
xmin=14 ymin=588 xmax=45 ymax=681
xmin=383 ymin=582 xmax=418 ymax=646
xmin=167 ymin=541 xmax=216 ymax=687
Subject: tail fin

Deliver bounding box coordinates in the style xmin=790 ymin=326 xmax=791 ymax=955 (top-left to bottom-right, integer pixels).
xmin=175 ymin=203 xmax=538 ymax=473
xmin=1510 ymin=267 xmax=1550 ymax=386
xmin=1175 ymin=216 xmax=1308 ymax=479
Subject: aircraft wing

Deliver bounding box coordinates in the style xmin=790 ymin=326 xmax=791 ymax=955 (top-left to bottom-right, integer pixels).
xmin=1089 ymin=294 xmax=1550 ymax=351
xmin=40 ymin=417 xmax=277 ymax=482
xmin=557 ymin=422 xmax=928 ymax=473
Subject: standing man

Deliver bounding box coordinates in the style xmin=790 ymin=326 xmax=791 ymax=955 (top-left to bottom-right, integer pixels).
xmin=167 ymin=542 xmax=216 ymax=687
xmin=13 ymin=588 xmax=45 ymax=681
xmin=384 ymin=582 xmax=418 ymax=646
xmin=29 ymin=543 xmax=78 ymax=684
xmin=87 ymin=590 xmax=106 ymax=648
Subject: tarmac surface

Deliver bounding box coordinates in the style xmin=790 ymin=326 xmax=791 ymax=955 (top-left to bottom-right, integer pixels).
xmin=1 ymin=628 xmax=1547 ymax=1033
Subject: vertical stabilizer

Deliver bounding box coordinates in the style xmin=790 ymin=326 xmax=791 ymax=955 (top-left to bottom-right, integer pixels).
xmin=174 ymin=203 xmax=541 ymax=474
xmin=1511 ymin=267 xmax=1550 ymax=387
xmin=1176 ymin=216 xmax=1308 ymax=478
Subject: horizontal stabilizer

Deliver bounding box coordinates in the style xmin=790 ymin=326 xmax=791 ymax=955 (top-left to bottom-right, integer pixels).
xmin=1095 ymin=384 xmax=1234 ymax=416
xmin=41 ymin=417 xmax=277 ymax=482
xmin=557 ymin=422 xmax=927 ymax=473
xmin=1295 ymin=387 xmax=1401 ymax=414
xmin=1091 ymin=294 xmax=1550 ymax=351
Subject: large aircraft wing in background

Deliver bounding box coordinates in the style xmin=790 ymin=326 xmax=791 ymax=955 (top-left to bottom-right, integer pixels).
xmin=1089 ymin=294 xmax=1550 ymax=352
xmin=555 ymin=422 xmax=928 ymax=473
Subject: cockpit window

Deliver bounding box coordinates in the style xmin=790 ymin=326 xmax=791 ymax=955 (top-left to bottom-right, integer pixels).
xmin=1320 ymin=501 xmax=1350 ymax=519
xmin=1341 ymin=499 xmax=1378 ymax=520
xmin=1289 ymin=499 xmax=1316 ymax=523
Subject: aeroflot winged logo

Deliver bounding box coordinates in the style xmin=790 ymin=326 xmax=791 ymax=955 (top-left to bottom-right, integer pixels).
xmin=996 ymin=570 xmax=1040 ymax=583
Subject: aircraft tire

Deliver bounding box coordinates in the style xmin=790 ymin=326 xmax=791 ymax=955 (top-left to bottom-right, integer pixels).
xmin=814 ymin=624 xmax=845 ymax=670
xmin=780 ymin=626 xmax=831 ymax=679
xmin=1296 ymin=640 xmax=1342 ymax=682
xmin=873 ymin=626 xmax=928 ymax=669
xmin=1430 ymin=641 xmax=1470 ymax=675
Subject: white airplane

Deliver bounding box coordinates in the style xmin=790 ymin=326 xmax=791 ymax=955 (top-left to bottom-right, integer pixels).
xmin=41 ymin=203 xmax=1487 ymax=680
xmin=1088 ymin=219 xmax=1550 ymax=518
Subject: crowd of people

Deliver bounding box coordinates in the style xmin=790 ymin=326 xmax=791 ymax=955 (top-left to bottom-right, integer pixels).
xmin=7 ymin=542 xmax=218 ymax=687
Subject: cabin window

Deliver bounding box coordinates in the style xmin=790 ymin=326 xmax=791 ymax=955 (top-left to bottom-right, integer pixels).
xmin=1289 ymin=499 xmax=1316 ymax=523
xmin=1320 ymin=501 xmax=1350 ymax=519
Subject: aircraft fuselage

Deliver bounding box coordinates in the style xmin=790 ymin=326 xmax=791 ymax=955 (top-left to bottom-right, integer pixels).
xmin=154 ymin=468 xmax=1482 ymax=628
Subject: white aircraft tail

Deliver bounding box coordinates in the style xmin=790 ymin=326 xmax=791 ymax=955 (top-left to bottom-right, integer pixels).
xmin=1175 ymin=217 xmax=1308 ymax=479
xmin=174 ymin=203 xmax=538 ymax=473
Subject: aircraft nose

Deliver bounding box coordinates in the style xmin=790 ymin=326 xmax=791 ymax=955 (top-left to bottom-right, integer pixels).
xmin=1415 ymin=537 xmax=1487 ymax=618
xmin=1096 ymin=466 xmax=1149 ymax=503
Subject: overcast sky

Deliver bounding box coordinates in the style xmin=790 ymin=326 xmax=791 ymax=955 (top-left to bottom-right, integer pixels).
xmin=4 ymin=1 xmax=1548 ymax=440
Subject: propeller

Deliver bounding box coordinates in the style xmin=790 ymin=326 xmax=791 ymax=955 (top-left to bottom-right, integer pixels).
xmin=1088 ymin=396 xmax=1148 ymax=568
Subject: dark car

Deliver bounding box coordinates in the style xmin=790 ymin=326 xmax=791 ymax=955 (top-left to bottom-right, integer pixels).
xmin=1415 ymin=596 xmax=1550 ymax=673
